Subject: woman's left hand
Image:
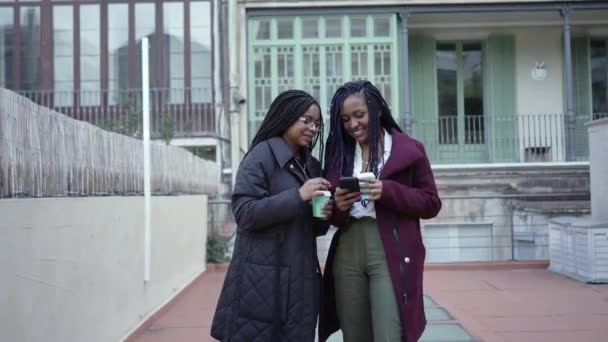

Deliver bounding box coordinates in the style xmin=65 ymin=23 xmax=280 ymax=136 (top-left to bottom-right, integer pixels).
xmin=359 ymin=178 xmax=383 ymax=201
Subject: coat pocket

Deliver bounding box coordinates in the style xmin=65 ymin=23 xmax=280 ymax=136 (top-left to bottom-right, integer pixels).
xmin=239 ymin=262 xmax=290 ymax=323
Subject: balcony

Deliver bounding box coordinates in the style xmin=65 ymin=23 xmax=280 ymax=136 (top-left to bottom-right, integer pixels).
xmin=414 ymin=113 xmax=608 ymax=164
xmin=17 ymin=88 xmax=215 ymax=140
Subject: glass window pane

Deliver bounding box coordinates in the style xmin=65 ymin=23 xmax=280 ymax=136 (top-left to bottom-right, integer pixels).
xmin=350 ymin=45 xmax=368 ymax=80
xmin=436 ymin=43 xmax=457 ymax=144
xmin=591 ymin=40 xmax=607 ymax=118
xmin=164 ymin=2 xmax=184 ymax=102
xmin=373 ymin=16 xmax=390 ymax=37
xmin=191 ymin=1 xmax=211 ymax=103
xmin=350 ymin=17 xmax=366 ymax=37
xmin=277 ymin=19 xmax=293 ymax=39
xmin=374 ymin=44 xmax=392 ymax=108
xmin=302 ymin=18 xmax=318 ymax=38
xmin=0 ymin=8 xmax=14 ymax=89
xmin=20 ymin=7 xmax=41 ymax=91
xmin=191 ymin=78 xmax=211 ymax=103
xmin=277 ymin=46 xmax=294 ymax=93
xmin=463 ymin=43 xmax=484 ymax=144
xmin=53 ymin=6 xmax=72 ymax=105
xmin=135 ymin=3 xmax=155 ymax=89
xmin=80 ymin=5 xmax=100 ymax=105
xmin=325 ymin=45 xmax=343 ymax=110
xmin=303 ymin=46 xmax=320 ymax=100
xmin=325 ymin=17 xmax=341 ymax=38
xmin=253 ymin=20 xmax=270 ymax=40
xmin=108 ymin=4 xmax=128 ymax=104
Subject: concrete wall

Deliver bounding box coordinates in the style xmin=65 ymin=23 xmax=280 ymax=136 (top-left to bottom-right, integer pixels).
xmin=587 ymin=118 xmax=608 ymax=222
xmin=316 ymin=163 xmax=591 ymax=264
xmin=428 ymin=163 xmax=590 ymax=261
xmin=0 ymin=196 xmax=208 ymax=342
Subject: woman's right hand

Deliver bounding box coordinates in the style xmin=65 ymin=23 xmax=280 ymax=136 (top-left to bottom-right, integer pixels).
xmin=334 ymin=187 xmax=361 ymax=212
xmin=299 ymin=178 xmax=331 ymax=202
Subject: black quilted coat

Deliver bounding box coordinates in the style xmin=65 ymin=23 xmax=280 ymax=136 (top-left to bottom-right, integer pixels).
xmin=211 ymin=137 xmax=329 ymax=342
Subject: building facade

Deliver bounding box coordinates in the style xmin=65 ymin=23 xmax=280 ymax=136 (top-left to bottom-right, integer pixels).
xmin=0 ymin=0 xmax=224 ymax=161
xmin=233 ymin=0 xmax=607 ymax=263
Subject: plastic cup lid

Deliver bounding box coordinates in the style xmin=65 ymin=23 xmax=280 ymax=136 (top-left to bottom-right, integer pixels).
xmin=359 ymin=172 xmax=375 ymax=179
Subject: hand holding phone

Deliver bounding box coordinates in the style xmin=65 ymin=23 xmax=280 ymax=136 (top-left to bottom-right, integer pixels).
xmin=338 ymin=177 xmax=360 ymax=193
xmin=335 ymin=177 xmax=361 ymax=212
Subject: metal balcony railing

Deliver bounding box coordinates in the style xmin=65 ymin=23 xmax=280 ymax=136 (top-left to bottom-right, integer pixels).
xmin=415 ymin=113 xmax=601 ymax=163
xmin=17 ymin=88 xmax=215 ymax=139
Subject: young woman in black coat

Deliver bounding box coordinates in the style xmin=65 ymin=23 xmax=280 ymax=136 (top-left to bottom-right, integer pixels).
xmin=211 ymin=90 xmax=333 ymax=341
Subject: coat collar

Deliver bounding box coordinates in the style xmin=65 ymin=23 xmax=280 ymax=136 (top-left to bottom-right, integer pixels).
xmin=267 ymin=136 xmax=312 ymax=183
xmin=379 ymin=128 xmax=424 ymax=180
xmin=267 ymin=136 xmax=295 ymax=168
xmin=326 ymin=128 xmax=425 ymax=184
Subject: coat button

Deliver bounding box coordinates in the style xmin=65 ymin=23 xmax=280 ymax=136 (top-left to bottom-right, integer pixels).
xmin=404 ymin=257 xmax=410 ymax=263
xmin=289 ymin=164 xmax=294 ymax=169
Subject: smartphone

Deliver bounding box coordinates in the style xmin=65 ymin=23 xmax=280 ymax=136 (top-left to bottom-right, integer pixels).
xmin=338 ymin=177 xmax=360 ymax=193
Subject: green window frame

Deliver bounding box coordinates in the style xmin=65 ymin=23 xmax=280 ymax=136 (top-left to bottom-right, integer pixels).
xmin=436 ymin=41 xmax=485 ymax=146
xmin=434 ymin=40 xmax=486 ymax=163
xmin=247 ymin=14 xmax=400 ymax=141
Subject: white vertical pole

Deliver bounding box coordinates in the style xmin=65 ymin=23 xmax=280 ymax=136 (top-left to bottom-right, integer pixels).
xmin=229 ymin=0 xmax=240 ymax=189
xmin=142 ymin=37 xmax=152 ymax=282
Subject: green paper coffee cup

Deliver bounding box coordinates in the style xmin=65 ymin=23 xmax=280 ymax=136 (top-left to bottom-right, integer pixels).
xmin=359 ymin=172 xmax=375 ymax=200
xmin=312 ymin=191 xmax=331 ymax=218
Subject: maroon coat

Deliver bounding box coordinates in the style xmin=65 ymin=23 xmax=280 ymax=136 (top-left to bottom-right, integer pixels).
xmin=319 ymin=130 xmax=441 ymax=342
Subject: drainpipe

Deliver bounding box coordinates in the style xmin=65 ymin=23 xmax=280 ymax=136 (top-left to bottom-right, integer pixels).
xmin=399 ymin=10 xmax=412 ymax=135
xmin=562 ymin=5 xmax=576 ymax=161
xmin=229 ymin=0 xmax=241 ymax=188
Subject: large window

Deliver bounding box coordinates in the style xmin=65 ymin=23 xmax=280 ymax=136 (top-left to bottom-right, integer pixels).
xmin=0 ymin=8 xmax=13 ymax=89
xmin=248 ymin=15 xmax=398 ymax=139
xmin=134 ymin=3 xmax=155 ymax=90
xmin=53 ymin=6 xmax=73 ymax=106
xmin=80 ymin=4 xmax=101 ymax=105
xmin=0 ymin=0 xmax=213 ymax=105
xmin=20 ymin=6 xmax=41 ymax=92
xmin=191 ymin=1 xmax=212 ymax=103
xmin=436 ymin=42 xmax=484 ymax=146
xmin=164 ymin=1 xmax=184 ymax=103
xmin=108 ymin=3 xmax=129 ymax=104
xmin=591 ymin=39 xmax=608 ymax=119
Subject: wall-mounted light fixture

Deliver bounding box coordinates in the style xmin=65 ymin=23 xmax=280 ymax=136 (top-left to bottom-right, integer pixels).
xmin=531 ymin=61 xmax=548 ymax=81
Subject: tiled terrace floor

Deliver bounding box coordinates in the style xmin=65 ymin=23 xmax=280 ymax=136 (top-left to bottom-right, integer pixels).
xmin=128 ymin=266 xmax=608 ymax=342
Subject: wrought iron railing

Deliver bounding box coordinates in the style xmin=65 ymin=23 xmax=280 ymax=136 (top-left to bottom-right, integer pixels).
xmin=414 ymin=113 xmax=601 ymax=164
xmin=17 ymin=88 xmax=215 ymax=139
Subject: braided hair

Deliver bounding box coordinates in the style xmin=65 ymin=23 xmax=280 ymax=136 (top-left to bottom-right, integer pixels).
xmin=324 ymin=80 xmax=401 ymax=178
xmin=249 ymin=89 xmax=324 ymax=162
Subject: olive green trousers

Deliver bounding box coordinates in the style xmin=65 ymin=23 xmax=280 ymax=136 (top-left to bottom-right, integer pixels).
xmin=333 ymin=217 xmax=402 ymax=342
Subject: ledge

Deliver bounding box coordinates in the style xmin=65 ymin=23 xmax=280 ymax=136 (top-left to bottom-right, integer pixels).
xmin=424 ymin=260 xmax=549 ymax=271
xmin=432 ymin=161 xmax=589 ymax=172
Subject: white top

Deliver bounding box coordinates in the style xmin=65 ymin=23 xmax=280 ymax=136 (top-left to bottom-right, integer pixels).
xmin=350 ymin=130 xmax=392 ymax=219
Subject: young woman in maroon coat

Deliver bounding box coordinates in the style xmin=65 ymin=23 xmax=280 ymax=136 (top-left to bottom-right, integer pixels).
xmin=319 ymin=80 xmax=441 ymax=342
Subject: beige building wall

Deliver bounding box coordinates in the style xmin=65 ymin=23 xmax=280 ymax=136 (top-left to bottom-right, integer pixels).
xmin=514 ymin=27 xmax=564 ymax=115
xmin=515 ymin=27 xmax=566 ymax=161
xmin=0 ymin=196 xmax=208 ymax=342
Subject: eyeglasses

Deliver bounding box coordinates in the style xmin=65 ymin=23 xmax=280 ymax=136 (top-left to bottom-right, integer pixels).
xmin=298 ymin=115 xmax=323 ymax=130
